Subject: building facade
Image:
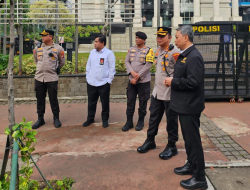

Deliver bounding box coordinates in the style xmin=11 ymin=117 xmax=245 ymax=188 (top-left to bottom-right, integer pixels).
xmin=78 ymin=0 xmax=245 ymax=27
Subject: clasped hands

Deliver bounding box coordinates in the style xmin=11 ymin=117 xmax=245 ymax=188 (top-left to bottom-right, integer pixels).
xmin=163 ymin=77 xmax=173 ymax=87
xmin=130 ymin=71 xmax=140 ymax=85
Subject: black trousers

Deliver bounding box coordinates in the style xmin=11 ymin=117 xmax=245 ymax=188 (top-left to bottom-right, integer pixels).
xmin=87 ymin=82 xmax=110 ymax=121
xmin=179 ymin=113 xmax=205 ymax=181
xmin=35 ymin=80 xmax=59 ymax=116
xmin=126 ymin=82 xmax=150 ymax=118
xmin=147 ymin=95 xmax=178 ymax=144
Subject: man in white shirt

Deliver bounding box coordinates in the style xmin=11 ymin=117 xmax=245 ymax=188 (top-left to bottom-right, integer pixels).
xmin=83 ymin=35 xmax=116 ymax=128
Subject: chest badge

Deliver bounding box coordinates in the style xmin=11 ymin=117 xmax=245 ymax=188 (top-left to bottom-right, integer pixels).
xmin=181 ymin=57 xmax=187 ymax=63
xmin=100 ymin=58 xmax=104 ymax=65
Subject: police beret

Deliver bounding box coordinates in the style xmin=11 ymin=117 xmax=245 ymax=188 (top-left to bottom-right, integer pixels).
xmin=155 ymin=27 xmax=172 ymax=36
xmin=40 ymin=29 xmax=54 ymax=36
xmin=136 ymin=31 xmax=147 ymax=40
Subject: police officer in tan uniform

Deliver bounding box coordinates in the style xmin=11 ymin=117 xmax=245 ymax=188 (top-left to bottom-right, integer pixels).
xmin=137 ymin=27 xmax=180 ymax=160
xmin=122 ymin=31 xmax=154 ymax=132
xmin=32 ymin=29 xmax=65 ymax=129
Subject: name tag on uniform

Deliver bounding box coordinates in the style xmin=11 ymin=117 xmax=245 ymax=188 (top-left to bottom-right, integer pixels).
xmin=100 ymin=58 xmax=104 ymax=65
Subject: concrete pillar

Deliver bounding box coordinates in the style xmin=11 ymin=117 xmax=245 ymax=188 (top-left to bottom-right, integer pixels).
xmin=191 ymin=0 xmax=203 ymax=24
xmin=93 ymin=0 xmax=105 ymax=22
xmin=171 ymin=0 xmax=182 ymax=27
xmin=229 ymin=0 xmax=242 ymax=21
xmin=211 ymin=0 xmax=223 ymax=21
xmin=113 ymin=0 xmax=122 ymax=22
xmin=133 ymin=0 xmax=142 ymax=27
xmin=152 ymin=0 xmax=162 ymax=27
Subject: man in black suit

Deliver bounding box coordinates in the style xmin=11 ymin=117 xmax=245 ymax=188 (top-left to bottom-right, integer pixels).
xmin=164 ymin=25 xmax=207 ymax=190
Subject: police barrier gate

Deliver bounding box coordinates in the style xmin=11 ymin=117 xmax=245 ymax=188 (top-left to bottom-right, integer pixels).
xmin=191 ymin=23 xmax=235 ymax=99
xmin=235 ymin=22 xmax=250 ymax=101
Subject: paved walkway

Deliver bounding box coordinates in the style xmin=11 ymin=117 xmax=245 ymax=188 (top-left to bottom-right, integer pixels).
xmin=0 ymin=99 xmax=249 ymax=189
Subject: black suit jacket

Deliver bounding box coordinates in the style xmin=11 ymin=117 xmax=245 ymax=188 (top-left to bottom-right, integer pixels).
xmin=170 ymin=45 xmax=205 ymax=114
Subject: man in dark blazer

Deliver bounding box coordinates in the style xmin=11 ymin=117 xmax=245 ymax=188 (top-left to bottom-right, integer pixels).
xmin=164 ymin=25 xmax=207 ymax=190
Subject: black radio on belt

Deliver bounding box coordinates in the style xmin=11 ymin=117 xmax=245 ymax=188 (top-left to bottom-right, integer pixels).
xmin=49 ymin=51 xmax=60 ymax=75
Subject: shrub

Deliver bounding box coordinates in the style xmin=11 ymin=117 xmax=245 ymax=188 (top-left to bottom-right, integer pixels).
xmin=0 ymin=54 xmax=9 ymax=75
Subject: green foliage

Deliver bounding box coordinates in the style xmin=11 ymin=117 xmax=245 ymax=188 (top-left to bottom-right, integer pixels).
xmin=11 ymin=118 xmax=37 ymax=189
xmin=150 ymin=64 xmax=156 ymax=73
xmin=27 ymin=0 xmax=74 ymax=28
xmin=0 ymin=54 xmax=9 ymax=75
xmin=59 ymin=25 xmax=101 ymax=41
xmin=25 ymin=32 xmax=41 ymax=40
xmin=2 ymin=118 xmax=75 ymax=189
xmin=0 ymin=174 xmax=10 ymax=189
xmin=0 ymin=52 xmax=150 ymax=76
xmin=85 ymin=32 xmax=90 ymax=37
xmin=115 ymin=58 xmax=126 ymax=73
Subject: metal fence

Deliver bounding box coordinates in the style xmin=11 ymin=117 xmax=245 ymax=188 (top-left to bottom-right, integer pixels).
xmin=0 ymin=0 xmax=140 ymax=74
xmin=191 ymin=23 xmax=236 ymax=100
xmin=235 ymin=22 xmax=250 ymax=101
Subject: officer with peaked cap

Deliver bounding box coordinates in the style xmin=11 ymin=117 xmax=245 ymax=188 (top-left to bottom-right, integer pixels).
xmin=32 ymin=29 xmax=65 ymax=129
xmin=122 ymin=31 xmax=154 ymax=132
xmin=137 ymin=27 xmax=180 ymax=160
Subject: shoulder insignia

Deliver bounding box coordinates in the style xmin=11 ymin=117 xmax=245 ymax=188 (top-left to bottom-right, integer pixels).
xmin=165 ymin=54 xmax=169 ymax=58
xmin=53 ymin=48 xmax=58 ymax=52
xmin=38 ymin=48 xmax=43 ymax=51
xmin=172 ymin=53 xmax=180 ymax=62
xmin=131 ymin=49 xmax=136 ymax=52
xmin=60 ymin=51 xmax=65 ymax=58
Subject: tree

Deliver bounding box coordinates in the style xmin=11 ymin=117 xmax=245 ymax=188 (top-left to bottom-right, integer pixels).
xmin=7 ymin=0 xmax=16 ymax=187
xmin=27 ymin=0 xmax=74 ymax=28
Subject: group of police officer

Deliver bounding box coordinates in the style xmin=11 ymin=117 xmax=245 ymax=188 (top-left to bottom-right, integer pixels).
xmin=32 ymin=25 xmax=207 ymax=190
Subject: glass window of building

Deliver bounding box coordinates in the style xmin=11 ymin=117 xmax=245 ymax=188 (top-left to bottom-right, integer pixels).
xmin=180 ymin=0 xmax=193 ymax=24
xmin=160 ymin=0 xmax=174 ymax=27
xmin=141 ymin=0 xmax=154 ymax=27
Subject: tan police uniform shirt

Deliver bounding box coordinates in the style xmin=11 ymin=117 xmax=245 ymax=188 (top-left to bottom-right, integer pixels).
xmin=152 ymin=45 xmax=180 ymax=101
xmin=125 ymin=45 xmax=152 ymax=83
xmin=33 ymin=43 xmax=65 ymax=82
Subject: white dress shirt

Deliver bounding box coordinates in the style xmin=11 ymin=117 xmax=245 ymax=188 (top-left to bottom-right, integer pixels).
xmin=86 ymin=47 xmax=116 ymax=87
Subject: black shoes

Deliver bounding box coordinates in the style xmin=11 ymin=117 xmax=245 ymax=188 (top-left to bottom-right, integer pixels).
xmin=137 ymin=139 xmax=156 ymax=153
xmin=122 ymin=120 xmax=134 ymax=132
xmin=180 ymin=177 xmax=208 ymax=190
xmin=103 ymin=120 xmax=109 ymax=128
xmin=54 ymin=118 xmax=61 ymax=128
xmin=82 ymin=119 xmax=94 ymax=127
xmin=159 ymin=145 xmax=178 ymax=160
xmin=32 ymin=118 xmax=45 ymax=129
xmin=174 ymin=162 xmax=193 ymax=175
xmin=135 ymin=120 xmax=144 ymax=131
